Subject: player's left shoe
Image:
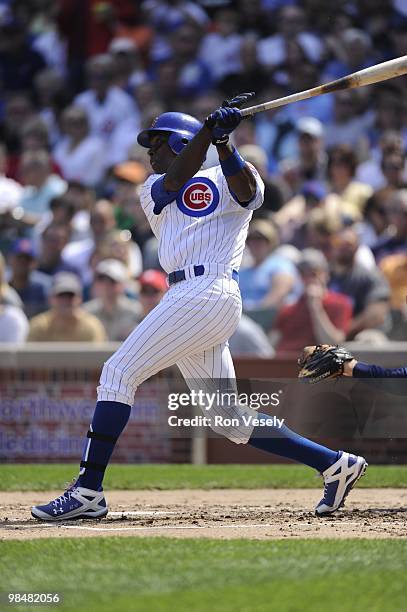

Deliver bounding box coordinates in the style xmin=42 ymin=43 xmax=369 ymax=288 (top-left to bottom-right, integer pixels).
xmin=31 ymin=481 xmax=108 ymax=521
xmin=315 ymin=451 xmax=368 ymax=516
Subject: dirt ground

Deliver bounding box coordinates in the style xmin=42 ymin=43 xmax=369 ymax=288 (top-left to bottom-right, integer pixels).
xmin=1 ymin=489 xmax=406 ymax=540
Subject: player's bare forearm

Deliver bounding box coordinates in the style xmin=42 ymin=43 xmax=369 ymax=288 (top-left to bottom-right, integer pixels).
xmin=217 ymin=143 xmax=257 ymax=202
xmin=164 ymin=126 xmax=213 ymax=192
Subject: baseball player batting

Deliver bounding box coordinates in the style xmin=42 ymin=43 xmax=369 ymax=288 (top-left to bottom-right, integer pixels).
xmin=32 ymin=94 xmax=367 ymax=521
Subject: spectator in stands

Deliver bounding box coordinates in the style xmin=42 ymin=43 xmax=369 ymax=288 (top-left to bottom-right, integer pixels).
xmin=74 ymin=54 xmax=139 ymax=142
xmin=257 ymin=5 xmax=324 ymax=69
xmin=276 ymin=181 xmax=327 ymax=248
xmin=33 ymin=68 xmax=67 ymax=146
xmin=63 ymin=199 xmax=143 ymax=284
xmin=64 ymin=181 xmax=95 ymax=242
xmin=108 ymin=37 xmax=145 ymax=92
xmin=1 ymin=94 xmax=36 ymax=179
xmin=229 ymin=314 xmax=274 ymax=358
xmin=356 ymin=193 xmax=393 ymax=250
xmin=152 ymin=59 xmax=182 ymax=112
xmin=327 ymin=145 xmax=372 ymax=221
xmin=0 ymin=302 xmax=29 ymax=343
xmin=380 ymin=252 xmax=407 ymax=341
xmin=53 ymin=106 xmax=107 ymax=187
xmin=62 ymin=199 xmax=117 ymax=283
xmin=0 ymin=18 xmax=46 ymax=91
xmin=367 ymin=86 xmax=405 ymax=151
xmin=329 ymin=227 xmax=391 ymax=339
xmin=239 ymin=220 xmax=299 ymax=312
xmin=356 ymin=131 xmax=406 ymax=191
xmin=380 ymin=150 xmax=407 ymax=192
xmin=20 ymin=117 xmax=52 ymax=156
xmin=373 ymin=190 xmax=407 ymax=261
xmin=0 ymin=303 xmax=28 ymax=344
xmin=7 ymin=238 xmax=50 ymax=318
xmin=254 ymin=84 xmax=299 ymax=173
xmin=380 ymin=251 xmax=407 ymax=310
xmin=323 ymin=28 xmax=376 ymax=81
xmin=84 ymin=259 xmax=141 ymax=341
xmin=281 ymin=62 xmax=334 ymax=124
xmin=143 ymin=0 xmax=209 ymax=34
xmin=28 ymin=272 xmax=106 ymax=342
xmin=37 ymin=223 xmax=80 ymax=278
xmin=137 ymin=269 xmax=167 ymax=318
xmin=294 ymin=117 xmax=327 ymax=188
xmin=238 ymin=145 xmax=285 ymax=215
xmin=301 ymin=208 xmax=343 ymax=261
xmin=19 ymin=150 xmax=66 ymax=223
xmin=166 ymin=22 xmax=212 ymax=98
xmin=219 ymin=34 xmax=270 ymax=98
xmin=199 ymin=8 xmax=241 ymax=83
xmin=0 ymin=143 xmax=23 ymax=217
xmin=324 ymin=90 xmax=371 ymax=150
xmin=29 ymin=0 xmax=66 ymax=76
xmin=369 ymin=147 xmax=407 ymax=217
xmin=103 ymin=231 xmax=143 ymax=281
xmin=32 ymin=193 xmax=78 ymax=256
xmin=6 ymin=116 xmax=62 ymax=193
xmin=112 ymin=162 xmax=149 ymax=238
xmin=271 ymin=248 xmax=352 ymax=353
xmin=0 ymin=251 xmax=23 ymax=308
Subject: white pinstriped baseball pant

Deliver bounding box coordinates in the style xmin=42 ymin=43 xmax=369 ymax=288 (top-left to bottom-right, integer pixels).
xmin=97 ymin=272 xmax=257 ymax=443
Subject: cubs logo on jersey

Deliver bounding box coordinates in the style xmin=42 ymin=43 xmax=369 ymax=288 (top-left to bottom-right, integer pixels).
xmin=176 ymin=177 xmax=219 ymax=217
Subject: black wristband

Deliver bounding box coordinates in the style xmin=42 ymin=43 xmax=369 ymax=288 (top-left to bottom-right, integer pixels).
xmin=212 ymin=135 xmax=229 ymax=146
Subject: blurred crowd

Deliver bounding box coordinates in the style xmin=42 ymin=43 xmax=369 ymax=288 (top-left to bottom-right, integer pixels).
xmin=0 ymin=0 xmax=406 ymax=355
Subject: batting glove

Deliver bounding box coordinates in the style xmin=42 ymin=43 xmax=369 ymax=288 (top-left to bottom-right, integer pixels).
xmin=205 ymin=107 xmax=242 ymax=145
xmin=222 ymin=92 xmax=255 ymax=109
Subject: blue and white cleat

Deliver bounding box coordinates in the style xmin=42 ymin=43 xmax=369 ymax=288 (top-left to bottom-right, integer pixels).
xmin=316 ymin=451 xmax=368 ymax=516
xmin=31 ymin=481 xmax=108 ymax=521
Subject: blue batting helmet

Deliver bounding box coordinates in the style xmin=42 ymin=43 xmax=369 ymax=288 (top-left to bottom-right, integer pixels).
xmin=137 ymin=112 xmax=202 ymax=155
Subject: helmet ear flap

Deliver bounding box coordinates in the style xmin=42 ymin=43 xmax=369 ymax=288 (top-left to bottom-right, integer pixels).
xmin=168 ymin=133 xmax=189 ymax=155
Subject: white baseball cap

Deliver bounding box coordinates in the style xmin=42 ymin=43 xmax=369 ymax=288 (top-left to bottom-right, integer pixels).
xmin=297 ymin=117 xmax=324 ymax=138
xmin=95 ymin=259 xmax=128 ymax=283
xmin=108 ymin=37 xmax=137 ymax=54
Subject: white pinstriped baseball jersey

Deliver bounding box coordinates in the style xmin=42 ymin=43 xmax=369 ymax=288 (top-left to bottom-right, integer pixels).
xmin=139 ymin=164 xmax=265 ymax=273
xmin=97 ymin=162 xmax=264 ymax=444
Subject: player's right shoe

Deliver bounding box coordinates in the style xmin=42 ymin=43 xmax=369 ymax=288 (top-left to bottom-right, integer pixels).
xmin=31 ymin=481 xmax=108 ymax=521
xmin=315 ymin=451 xmax=368 ymax=516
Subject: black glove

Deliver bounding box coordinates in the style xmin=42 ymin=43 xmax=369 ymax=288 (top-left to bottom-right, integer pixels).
xmin=297 ymin=345 xmax=355 ymax=384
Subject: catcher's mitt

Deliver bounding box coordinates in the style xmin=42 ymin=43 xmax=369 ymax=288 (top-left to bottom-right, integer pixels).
xmin=297 ymin=344 xmax=355 ymax=384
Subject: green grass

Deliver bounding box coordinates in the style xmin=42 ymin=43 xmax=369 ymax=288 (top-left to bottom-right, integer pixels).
xmin=1 ymin=538 xmax=406 ymax=612
xmin=0 ymin=464 xmax=406 ymax=491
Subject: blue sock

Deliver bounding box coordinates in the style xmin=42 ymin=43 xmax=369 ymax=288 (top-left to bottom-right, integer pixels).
xmin=248 ymin=413 xmax=338 ymax=472
xmin=77 ymin=401 xmax=131 ymax=490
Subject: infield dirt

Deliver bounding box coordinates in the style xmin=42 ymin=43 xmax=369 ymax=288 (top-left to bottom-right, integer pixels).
xmin=1 ymin=489 xmax=406 ymax=540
